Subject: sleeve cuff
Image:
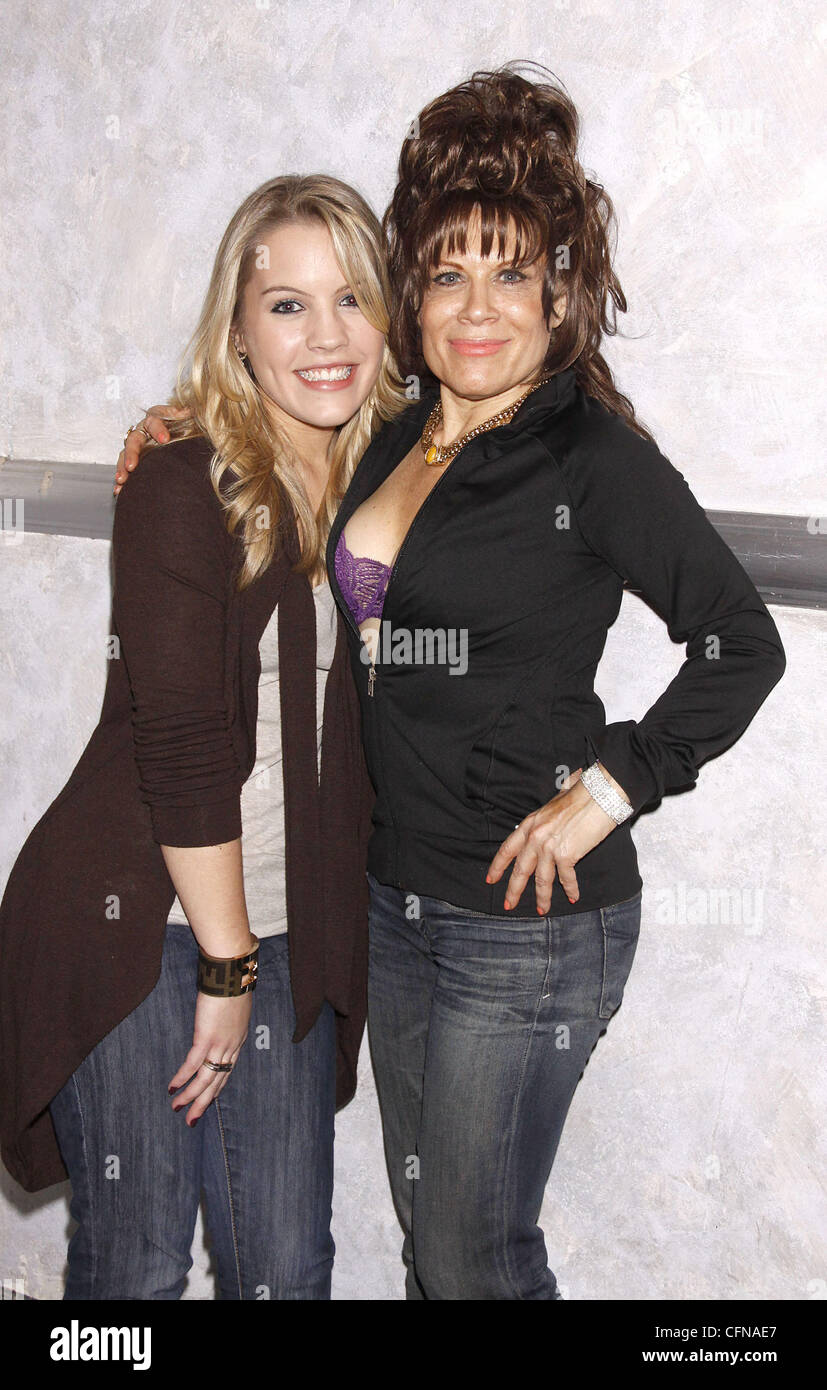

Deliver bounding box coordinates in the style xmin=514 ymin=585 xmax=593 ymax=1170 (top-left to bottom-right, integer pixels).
xmin=586 ymin=724 xmax=661 ymax=816
xmin=149 ymin=795 xmax=242 ymax=848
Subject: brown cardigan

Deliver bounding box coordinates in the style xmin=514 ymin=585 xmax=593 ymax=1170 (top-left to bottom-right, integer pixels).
xmin=0 ymin=435 xmax=376 ymax=1192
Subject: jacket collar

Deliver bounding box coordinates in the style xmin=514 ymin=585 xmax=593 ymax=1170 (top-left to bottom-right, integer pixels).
xmin=328 ymin=365 xmax=580 ymax=546
xmin=405 ymin=363 xmax=578 ymax=443
xmin=491 ymin=365 xmax=579 ymax=437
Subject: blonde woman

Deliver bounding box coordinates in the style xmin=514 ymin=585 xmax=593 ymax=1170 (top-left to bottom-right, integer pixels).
xmin=0 ymin=174 xmax=406 ymax=1299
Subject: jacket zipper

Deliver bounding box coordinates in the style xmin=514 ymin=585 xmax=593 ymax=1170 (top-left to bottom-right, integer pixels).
xmin=339 ymin=450 xmax=456 ymax=697
xmin=334 ymin=455 xmax=454 ymax=891
xmin=332 ymin=571 xmax=377 ymax=692
xmin=366 ymin=453 xmax=455 ymax=695
xmin=335 ymin=386 xmax=568 ymax=692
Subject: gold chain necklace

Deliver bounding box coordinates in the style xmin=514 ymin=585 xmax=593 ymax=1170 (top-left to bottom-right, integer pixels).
xmin=419 ymin=374 xmax=555 ymax=466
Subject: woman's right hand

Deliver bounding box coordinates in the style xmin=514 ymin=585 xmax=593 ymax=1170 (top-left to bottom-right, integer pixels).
xmin=113 ymin=403 xmax=191 ymax=495
xmin=168 ymin=990 xmax=253 ymax=1126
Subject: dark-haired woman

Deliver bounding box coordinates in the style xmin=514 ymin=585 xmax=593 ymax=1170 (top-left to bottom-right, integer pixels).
xmin=326 ymin=66 xmax=785 ymax=1301
xmin=123 ymin=67 xmax=786 ymax=1301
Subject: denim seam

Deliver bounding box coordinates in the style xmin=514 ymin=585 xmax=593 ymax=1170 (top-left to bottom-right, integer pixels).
xmin=541 ymin=916 xmax=552 ymax=1000
xmin=214 ymin=1097 xmax=243 ymax=1300
xmin=598 ymin=906 xmax=611 ymax=1018
xmin=598 ymin=898 xmax=642 ymax=1018
xmin=69 ymin=1070 xmax=98 ymax=1298
xmin=498 ymin=915 xmax=553 ymax=1299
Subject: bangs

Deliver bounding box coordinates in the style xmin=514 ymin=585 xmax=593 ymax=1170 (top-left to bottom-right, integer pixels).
xmin=416 ymin=190 xmax=549 ymax=275
xmin=239 ymin=206 xmax=386 ymax=331
xmin=323 ymin=214 xmax=384 ymax=320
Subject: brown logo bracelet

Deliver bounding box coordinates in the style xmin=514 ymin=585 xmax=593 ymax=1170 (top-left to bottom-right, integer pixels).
xmin=196 ymin=935 xmax=260 ymax=997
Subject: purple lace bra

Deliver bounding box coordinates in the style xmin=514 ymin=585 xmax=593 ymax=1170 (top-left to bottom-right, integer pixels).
xmin=334 ymin=530 xmax=393 ymax=624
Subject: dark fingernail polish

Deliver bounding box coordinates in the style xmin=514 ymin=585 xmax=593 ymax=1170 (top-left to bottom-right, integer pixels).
xmin=173 ymin=1104 xmax=184 ymax=1112
xmin=188 ymin=1117 xmax=198 ymax=1128
xmin=168 ymin=1086 xmax=176 ymax=1095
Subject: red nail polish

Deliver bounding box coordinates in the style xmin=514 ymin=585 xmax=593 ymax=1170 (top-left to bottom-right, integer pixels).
xmin=173 ymin=1104 xmax=184 ymax=1112
xmin=188 ymin=1116 xmax=199 ymax=1128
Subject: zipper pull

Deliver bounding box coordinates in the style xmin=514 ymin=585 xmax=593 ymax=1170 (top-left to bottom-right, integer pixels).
xmin=368 ymin=664 xmax=376 ymax=697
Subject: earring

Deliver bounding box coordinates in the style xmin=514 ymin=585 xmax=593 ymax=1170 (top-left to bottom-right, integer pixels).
xmin=234 ymin=343 xmax=248 ymax=365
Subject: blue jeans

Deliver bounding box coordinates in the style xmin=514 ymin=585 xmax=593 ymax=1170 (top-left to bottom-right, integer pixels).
xmin=365 ymin=871 xmax=642 ymax=1300
xmin=49 ymin=921 xmax=336 ymax=1300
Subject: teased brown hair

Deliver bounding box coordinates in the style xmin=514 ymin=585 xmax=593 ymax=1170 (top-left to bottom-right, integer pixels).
xmin=383 ymin=62 xmax=654 ymax=443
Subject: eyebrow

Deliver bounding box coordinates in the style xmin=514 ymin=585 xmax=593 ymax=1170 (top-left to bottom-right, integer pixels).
xmin=260 ymin=284 xmax=352 ymax=297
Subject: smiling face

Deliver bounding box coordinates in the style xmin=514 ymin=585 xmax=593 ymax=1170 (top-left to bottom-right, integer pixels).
xmin=418 ymin=208 xmax=565 ymax=406
xmin=232 ymin=218 xmax=386 ymax=436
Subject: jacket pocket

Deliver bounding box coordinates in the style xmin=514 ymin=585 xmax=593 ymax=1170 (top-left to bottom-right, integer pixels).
xmin=598 ymin=890 xmax=642 ymax=1020
xmin=463 ymin=670 xmax=559 ymax=815
xmin=463 ymin=732 xmax=497 ymax=810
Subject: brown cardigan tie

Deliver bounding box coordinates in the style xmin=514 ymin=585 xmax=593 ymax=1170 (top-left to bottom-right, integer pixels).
xmin=276 ymin=509 xmax=373 ymax=1093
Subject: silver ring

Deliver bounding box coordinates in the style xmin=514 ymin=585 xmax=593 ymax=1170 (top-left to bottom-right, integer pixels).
xmin=202 ymin=1059 xmax=234 ymax=1073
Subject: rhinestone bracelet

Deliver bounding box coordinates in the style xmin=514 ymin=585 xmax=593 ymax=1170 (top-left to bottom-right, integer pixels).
xmin=580 ymin=762 xmax=633 ymax=824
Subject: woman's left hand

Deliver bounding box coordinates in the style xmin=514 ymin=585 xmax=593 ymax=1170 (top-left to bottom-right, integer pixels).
xmin=485 ymin=765 xmax=627 ymax=913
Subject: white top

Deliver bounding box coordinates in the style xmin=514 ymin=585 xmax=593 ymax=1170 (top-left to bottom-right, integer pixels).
xmin=166 ymin=579 xmax=339 ymax=938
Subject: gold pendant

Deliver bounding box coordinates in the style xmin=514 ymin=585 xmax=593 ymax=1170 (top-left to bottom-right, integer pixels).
xmin=425 ymin=445 xmax=440 ymax=465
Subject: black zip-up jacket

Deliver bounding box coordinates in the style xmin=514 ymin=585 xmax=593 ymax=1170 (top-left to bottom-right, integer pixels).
xmin=326 ymin=367 xmax=786 ymax=917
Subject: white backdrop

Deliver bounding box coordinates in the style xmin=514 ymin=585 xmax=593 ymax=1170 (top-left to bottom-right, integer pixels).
xmin=1 ymin=0 xmax=824 ymax=1301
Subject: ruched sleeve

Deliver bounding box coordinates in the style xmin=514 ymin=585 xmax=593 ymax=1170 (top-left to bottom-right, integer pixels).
xmin=559 ymin=419 xmax=787 ymax=814
xmin=111 ymin=439 xmax=243 ymax=845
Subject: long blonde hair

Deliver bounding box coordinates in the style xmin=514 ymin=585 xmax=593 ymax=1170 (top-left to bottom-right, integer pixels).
xmin=166 ymin=175 xmax=408 ymax=589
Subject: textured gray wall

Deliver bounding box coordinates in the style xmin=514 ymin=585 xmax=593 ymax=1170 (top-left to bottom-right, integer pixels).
xmin=1 ymin=0 xmax=824 ymax=1300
